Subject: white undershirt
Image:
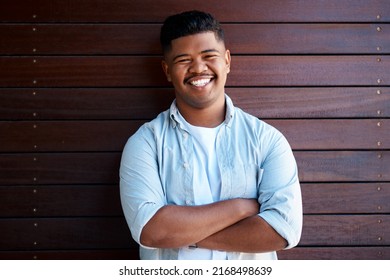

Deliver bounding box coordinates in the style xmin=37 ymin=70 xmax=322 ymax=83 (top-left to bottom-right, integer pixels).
xmin=176 ymin=112 xmax=227 ymax=260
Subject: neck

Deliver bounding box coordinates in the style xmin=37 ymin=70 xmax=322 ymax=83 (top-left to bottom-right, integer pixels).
xmin=177 ymin=100 xmax=226 ymax=128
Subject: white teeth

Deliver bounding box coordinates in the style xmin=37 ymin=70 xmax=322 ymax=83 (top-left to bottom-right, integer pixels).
xmin=190 ymin=78 xmax=211 ymax=87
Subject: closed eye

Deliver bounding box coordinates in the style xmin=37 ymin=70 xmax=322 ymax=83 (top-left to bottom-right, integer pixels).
xmin=174 ymin=58 xmax=192 ymax=64
xmin=201 ymin=49 xmax=220 ymax=59
xmin=204 ymin=54 xmax=218 ymax=59
xmin=177 ymin=58 xmax=191 ymax=63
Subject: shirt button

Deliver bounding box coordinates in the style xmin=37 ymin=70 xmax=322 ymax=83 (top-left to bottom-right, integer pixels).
xmin=183 ymin=132 xmax=188 ymax=139
xmin=183 ymin=162 xmax=189 ymax=169
xmin=186 ymin=199 xmax=191 ymax=205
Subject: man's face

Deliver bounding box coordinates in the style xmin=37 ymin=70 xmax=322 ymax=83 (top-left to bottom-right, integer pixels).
xmin=162 ymin=32 xmax=231 ymax=111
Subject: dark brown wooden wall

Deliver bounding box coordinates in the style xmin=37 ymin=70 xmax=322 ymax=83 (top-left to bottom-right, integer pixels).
xmin=0 ymin=0 xmax=389 ymax=260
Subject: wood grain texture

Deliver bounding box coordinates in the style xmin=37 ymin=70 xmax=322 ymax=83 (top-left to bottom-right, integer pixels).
xmin=1 ymin=0 xmax=389 ymax=22
xmin=0 ymin=215 xmax=387 ymax=252
xmin=300 ymin=215 xmax=389 ymax=246
xmin=0 ymin=152 xmax=389 ymax=186
xmin=0 ymin=250 xmax=139 ymax=260
xmin=1 ymin=88 xmax=388 ymax=120
xmin=1 ymin=56 xmax=388 ymax=87
xmin=295 ymin=151 xmax=390 ymax=182
xmin=1 ymin=0 xmax=389 ymax=260
xmin=1 ymin=24 xmax=388 ymax=55
xmin=1 ymin=183 xmax=388 ymax=217
xmin=301 ymin=183 xmax=390 ymax=214
xmin=0 ymin=185 xmax=122 ymax=217
xmin=0 ymin=119 xmax=388 ymax=152
xmin=0 ymin=217 xmax=134 ymax=250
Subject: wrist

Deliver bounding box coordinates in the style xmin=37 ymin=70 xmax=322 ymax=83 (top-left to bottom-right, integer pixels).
xmin=237 ymin=198 xmax=259 ymax=218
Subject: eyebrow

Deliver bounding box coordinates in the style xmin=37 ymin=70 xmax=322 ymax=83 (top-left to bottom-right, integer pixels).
xmin=172 ymin=49 xmax=221 ymax=62
xmin=201 ymin=49 xmax=221 ymax=54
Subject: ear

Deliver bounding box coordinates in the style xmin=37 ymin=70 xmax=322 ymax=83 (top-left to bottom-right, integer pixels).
xmin=225 ymin=49 xmax=231 ymax=74
xmin=161 ymin=60 xmax=172 ymax=82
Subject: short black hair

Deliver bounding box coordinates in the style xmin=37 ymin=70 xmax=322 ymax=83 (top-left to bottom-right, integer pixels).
xmin=160 ymin=10 xmax=225 ymax=54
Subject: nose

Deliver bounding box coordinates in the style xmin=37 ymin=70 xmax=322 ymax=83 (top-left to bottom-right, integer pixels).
xmin=189 ymin=58 xmax=208 ymax=74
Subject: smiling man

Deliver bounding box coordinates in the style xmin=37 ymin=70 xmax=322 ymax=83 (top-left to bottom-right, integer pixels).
xmin=161 ymin=31 xmax=230 ymax=128
xmin=120 ymin=10 xmax=302 ymax=260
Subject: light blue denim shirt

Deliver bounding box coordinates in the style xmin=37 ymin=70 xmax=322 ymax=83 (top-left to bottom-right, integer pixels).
xmin=120 ymin=94 xmax=302 ymax=260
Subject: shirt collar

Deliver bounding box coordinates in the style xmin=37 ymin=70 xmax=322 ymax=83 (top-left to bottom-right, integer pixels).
xmin=169 ymin=94 xmax=235 ymax=128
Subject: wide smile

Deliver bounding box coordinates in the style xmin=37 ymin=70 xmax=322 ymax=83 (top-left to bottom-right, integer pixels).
xmin=190 ymin=78 xmax=212 ymax=87
xmin=185 ymin=75 xmax=215 ymax=88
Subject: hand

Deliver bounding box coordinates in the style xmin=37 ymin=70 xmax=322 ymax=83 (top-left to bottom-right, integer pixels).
xmin=236 ymin=198 xmax=260 ymax=217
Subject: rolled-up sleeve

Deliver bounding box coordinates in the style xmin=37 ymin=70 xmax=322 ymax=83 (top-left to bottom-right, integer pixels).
xmin=119 ymin=126 xmax=166 ymax=246
xmin=258 ymin=131 xmax=303 ymax=249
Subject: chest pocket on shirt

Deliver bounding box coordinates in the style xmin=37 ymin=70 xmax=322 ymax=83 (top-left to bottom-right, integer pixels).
xmin=228 ymin=163 xmax=264 ymax=199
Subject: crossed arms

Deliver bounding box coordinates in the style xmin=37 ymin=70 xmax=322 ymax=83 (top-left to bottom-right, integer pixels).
xmin=140 ymin=198 xmax=287 ymax=253
xmin=120 ymin=123 xmax=302 ymax=254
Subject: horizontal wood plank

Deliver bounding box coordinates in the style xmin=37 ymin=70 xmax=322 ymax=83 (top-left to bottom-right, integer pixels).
xmin=0 ymin=153 xmax=121 ymax=185
xmin=268 ymin=119 xmax=389 ymax=150
xmin=295 ymin=151 xmax=390 ymax=182
xmin=231 ymin=56 xmax=389 ymax=87
xmin=0 ymin=119 xmax=389 ymax=152
xmin=229 ymin=88 xmax=390 ymax=119
xmin=0 ymin=56 xmax=388 ymax=87
xmin=0 ymin=215 xmax=388 ymax=250
xmin=278 ymin=247 xmax=390 ymax=260
xmin=0 ymin=0 xmax=389 ymax=22
xmin=0 ymin=249 xmax=139 ymax=260
xmin=302 ymin=183 xmax=390 ymax=214
xmin=1 ymin=183 xmax=388 ymax=217
xmin=0 ymin=217 xmax=134 ymax=250
xmin=1 ymin=24 xmax=388 ymax=55
xmin=300 ymin=215 xmax=390 ymax=246
xmin=0 ymin=88 xmax=388 ymax=120
xmin=0 ymin=88 xmax=175 ymax=120
xmin=0 ymin=185 xmax=122 ymax=217
xmin=0 ymin=151 xmax=389 ymax=185
xmin=0 ymin=24 xmax=161 ymax=55
xmin=0 ymin=121 xmax=142 ymax=152
xmin=0 ymin=56 xmax=167 ymax=87
xmin=225 ymin=24 xmax=390 ymax=55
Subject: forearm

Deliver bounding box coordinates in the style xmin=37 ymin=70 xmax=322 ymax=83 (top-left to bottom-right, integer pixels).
xmin=197 ymin=215 xmax=287 ymax=253
xmin=140 ymin=198 xmax=259 ymax=248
